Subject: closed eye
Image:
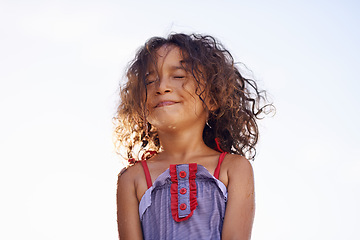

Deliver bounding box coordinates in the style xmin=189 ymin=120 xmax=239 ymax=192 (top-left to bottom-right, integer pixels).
xmin=146 ymin=76 xmax=157 ymax=85
xmin=174 ymin=76 xmax=185 ymax=79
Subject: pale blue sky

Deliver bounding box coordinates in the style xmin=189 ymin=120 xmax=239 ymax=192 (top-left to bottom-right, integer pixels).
xmin=0 ymin=0 xmax=359 ymax=239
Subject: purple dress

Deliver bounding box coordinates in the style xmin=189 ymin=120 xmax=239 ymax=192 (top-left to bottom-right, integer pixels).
xmin=139 ymin=153 xmax=228 ymax=240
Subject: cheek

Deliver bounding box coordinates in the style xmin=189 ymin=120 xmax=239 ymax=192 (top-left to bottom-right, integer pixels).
xmin=144 ymin=102 xmax=154 ymax=121
xmin=144 ymin=87 xmax=154 ymax=107
xmin=182 ymin=81 xmax=198 ymax=101
xmin=186 ymin=84 xmax=208 ymax=109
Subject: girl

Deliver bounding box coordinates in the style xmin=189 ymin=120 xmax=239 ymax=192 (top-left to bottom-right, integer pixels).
xmin=114 ymin=33 xmax=272 ymax=240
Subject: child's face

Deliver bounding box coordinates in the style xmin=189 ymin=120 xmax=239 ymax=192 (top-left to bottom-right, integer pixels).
xmin=145 ymin=45 xmax=208 ymax=131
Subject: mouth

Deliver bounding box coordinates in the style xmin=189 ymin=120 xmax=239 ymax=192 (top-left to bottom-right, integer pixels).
xmin=155 ymin=101 xmax=177 ymax=108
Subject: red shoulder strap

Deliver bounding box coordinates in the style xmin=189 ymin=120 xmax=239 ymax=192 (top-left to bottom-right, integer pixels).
xmin=214 ymin=152 xmax=227 ymax=179
xmin=140 ymin=160 xmax=152 ymax=189
xmin=214 ymin=138 xmax=224 ymax=153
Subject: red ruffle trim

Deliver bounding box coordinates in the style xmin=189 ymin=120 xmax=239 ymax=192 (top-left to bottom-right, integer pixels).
xmin=170 ymin=163 xmax=198 ymax=222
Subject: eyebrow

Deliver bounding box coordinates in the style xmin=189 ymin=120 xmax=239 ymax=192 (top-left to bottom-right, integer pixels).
xmin=169 ymin=65 xmax=185 ymax=71
xmin=146 ymin=62 xmax=186 ymax=75
xmin=170 ymin=60 xmax=187 ymax=70
xmin=146 ymin=70 xmax=155 ymax=76
xmin=146 ymin=65 xmax=186 ymax=76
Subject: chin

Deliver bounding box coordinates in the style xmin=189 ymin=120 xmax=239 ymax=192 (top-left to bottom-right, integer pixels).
xmin=149 ymin=118 xmax=180 ymax=131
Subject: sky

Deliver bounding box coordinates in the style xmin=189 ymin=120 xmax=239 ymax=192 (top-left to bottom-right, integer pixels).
xmin=0 ymin=0 xmax=359 ymax=239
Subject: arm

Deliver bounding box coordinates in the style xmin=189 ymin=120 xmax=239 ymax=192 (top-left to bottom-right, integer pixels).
xmin=221 ymin=156 xmax=255 ymax=240
xmin=117 ymin=168 xmax=143 ymax=240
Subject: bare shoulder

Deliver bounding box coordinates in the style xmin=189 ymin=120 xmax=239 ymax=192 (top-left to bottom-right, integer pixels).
xmin=117 ymin=161 xmax=149 ymax=203
xmin=117 ymin=162 xmax=144 ymax=240
xmin=117 ymin=162 xmax=143 ymax=187
xmin=219 ymin=154 xmax=254 ymax=187
xmin=223 ymin=153 xmax=253 ymax=172
xmin=221 ymin=154 xmax=255 ymax=239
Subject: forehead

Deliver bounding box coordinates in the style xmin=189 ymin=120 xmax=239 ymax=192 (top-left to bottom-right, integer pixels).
xmin=147 ymin=45 xmax=186 ymax=72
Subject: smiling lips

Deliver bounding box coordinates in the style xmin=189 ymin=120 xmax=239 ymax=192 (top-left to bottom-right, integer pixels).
xmin=155 ymin=101 xmax=177 ymax=108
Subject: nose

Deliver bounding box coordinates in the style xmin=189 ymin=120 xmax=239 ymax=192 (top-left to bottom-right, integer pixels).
xmin=155 ymin=76 xmax=172 ymax=95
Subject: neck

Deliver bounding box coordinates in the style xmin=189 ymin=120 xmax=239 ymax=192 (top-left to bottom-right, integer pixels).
xmin=157 ymin=125 xmax=210 ymax=162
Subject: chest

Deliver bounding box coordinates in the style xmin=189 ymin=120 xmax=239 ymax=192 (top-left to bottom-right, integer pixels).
xmin=139 ymin=164 xmax=227 ymax=239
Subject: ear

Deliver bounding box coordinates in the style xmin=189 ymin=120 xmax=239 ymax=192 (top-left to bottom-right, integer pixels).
xmin=207 ymin=98 xmax=218 ymax=112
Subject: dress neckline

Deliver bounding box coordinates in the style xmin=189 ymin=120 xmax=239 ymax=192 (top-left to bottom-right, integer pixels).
xmin=139 ymin=164 xmax=227 ymax=204
xmin=141 ymin=152 xmax=227 ymax=188
xmin=138 ymin=164 xmax=228 ymax=219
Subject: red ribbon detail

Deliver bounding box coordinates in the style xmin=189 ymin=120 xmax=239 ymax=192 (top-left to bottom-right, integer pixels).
xmin=170 ymin=163 xmax=198 ymax=222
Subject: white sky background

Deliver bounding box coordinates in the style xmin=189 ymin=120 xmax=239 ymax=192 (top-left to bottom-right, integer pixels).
xmin=0 ymin=0 xmax=359 ymax=239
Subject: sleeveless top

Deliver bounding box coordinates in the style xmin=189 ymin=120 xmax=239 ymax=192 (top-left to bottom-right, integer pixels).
xmin=139 ymin=152 xmax=228 ymax=240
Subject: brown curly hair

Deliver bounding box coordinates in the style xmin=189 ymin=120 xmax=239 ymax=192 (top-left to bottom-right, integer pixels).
xmin=113 ymin=33 xmax=274 ymax=162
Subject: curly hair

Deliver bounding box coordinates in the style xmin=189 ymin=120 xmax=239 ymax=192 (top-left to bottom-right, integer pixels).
xmin=113 ymin=33 xmax=274 ymax=162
